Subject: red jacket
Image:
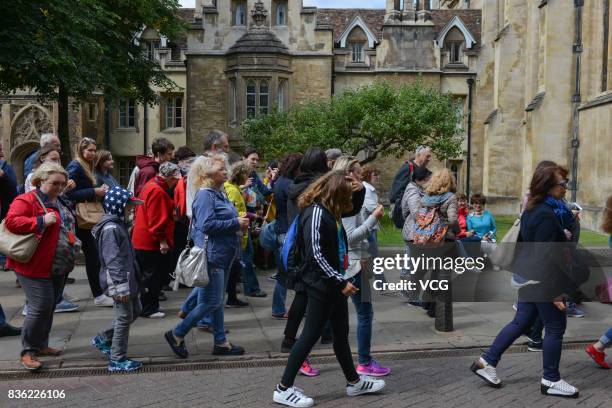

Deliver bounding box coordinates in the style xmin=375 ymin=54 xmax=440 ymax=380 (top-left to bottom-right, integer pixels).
xmin=173 ymin=176 xmax=187 ymax=221
xmin=457 ymin=206 xmax=469 ymax=239
xmin=132 ymin=176 xmax=175 ymax=251
xmin=5 ymin=191 xmax=61 ymax=278
xmin=134 ymin=155 xmax=159 ymax=197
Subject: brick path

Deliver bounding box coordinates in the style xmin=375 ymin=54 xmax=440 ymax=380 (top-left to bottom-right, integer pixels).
xmin=0 ymin=349 xmax=609 ymax=408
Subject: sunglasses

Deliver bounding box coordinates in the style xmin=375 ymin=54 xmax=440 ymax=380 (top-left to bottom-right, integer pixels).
xmin=557 ymin=180 xmax=569 ymax=188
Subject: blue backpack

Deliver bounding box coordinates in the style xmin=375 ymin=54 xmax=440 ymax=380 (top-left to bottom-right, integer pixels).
xmin=281 ymin=216 xmax=305 ymax=287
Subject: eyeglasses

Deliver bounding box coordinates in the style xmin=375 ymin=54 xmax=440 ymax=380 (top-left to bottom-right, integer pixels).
xmin=46 ymin=180 xmax=67 ymax=188
xmin=557 ymin=180 xmax=569 ymax=188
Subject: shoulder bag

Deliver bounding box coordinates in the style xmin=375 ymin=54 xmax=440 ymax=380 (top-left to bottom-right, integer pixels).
xmin=0 ymin=193 xmax=48 ymax=263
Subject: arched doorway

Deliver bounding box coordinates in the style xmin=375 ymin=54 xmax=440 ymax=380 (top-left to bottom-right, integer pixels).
xmin=9 ymin=104 xmax=54 ymax=183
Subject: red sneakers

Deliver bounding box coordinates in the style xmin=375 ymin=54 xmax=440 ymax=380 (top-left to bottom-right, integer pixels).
xmin=585 ymin=344 xmax=610 ymax=369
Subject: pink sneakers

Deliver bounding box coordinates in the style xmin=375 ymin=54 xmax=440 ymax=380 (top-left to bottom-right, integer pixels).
xmin=357 ymin=359 xmax=391 ymax=377
xmin=298 ymin=359 xmax=320 ymax=377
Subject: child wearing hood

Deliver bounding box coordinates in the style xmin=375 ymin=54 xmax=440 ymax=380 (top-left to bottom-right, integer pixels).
xmin=91 ymin=186 xmax=145 ymax=372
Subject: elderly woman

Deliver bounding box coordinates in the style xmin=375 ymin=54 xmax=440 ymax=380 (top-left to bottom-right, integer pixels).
xmin=5 ymin=163 xmax=79 ymax=370
xmin=132 ymin=162 xmax=181 ymax=318
xmin=165 ymin=154 xmax=249 ymax=358
xmin=24 ymin=145 xmax=61 ymax=193
xmin=66 ymin=138 xmax=111 ymax=306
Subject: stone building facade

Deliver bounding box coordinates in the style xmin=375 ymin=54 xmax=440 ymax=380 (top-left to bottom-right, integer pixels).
xmin=1 ymin=0 xmax=610 ymax=230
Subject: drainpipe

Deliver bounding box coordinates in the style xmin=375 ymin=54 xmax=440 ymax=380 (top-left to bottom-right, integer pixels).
xmin=466 ymin=76 xmax=475 ymax=198
xmin=570 ymin=0 xmax=583 ymax=202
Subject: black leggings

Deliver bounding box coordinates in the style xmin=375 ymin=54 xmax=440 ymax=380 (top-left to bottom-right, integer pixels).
xmin=76 ymin=227 xmax=102 ymax=298
xmin=280 ymin=291 xmax=359 ymax=388
xmin=226 ymin=260 xmax=241 ymax=302
xmin=284 ymin=291 xmax=333 ymax=341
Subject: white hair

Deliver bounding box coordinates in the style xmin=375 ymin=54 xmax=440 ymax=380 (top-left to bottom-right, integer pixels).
xmin=40 ymin=133 xmax=58 ymax=147
xmin=415 ymin=145 xmax=431 ymax=156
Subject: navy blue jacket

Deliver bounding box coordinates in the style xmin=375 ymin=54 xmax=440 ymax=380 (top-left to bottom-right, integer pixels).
xmin=273 ymin=176 xmax=292 ymax=235
xmin=66 ymin=160 xmax=96 ymax=203
xmin=513 ymin=201 xmax=580 ymax=301
xmin=192 ymin=188 xmax=240 ymax=270
xmin=0 ymin=160 xmax=18 ymax=220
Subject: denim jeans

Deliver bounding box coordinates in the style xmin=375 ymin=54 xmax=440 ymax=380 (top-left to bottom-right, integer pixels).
xmin=600 ymin=327 xmax=612 ymax=348
xmin=241 ymin=233 xmax=261 ymax=295
xmin=180 ymin=288 xmax=213 ymax=327
xmin=17 ymin=274 xmax=65 ymax=356
xmin=350 ymin=272 xmax=373 ymax=365
xmin=367 ymin=232 xmax=386 ymax=283
xmin=99 ymin=297 xmax=142 ymax=361
xmin=272 ymin=233 xmax=287 ymax=315
xmin=482 ymin=301 xmax=567 ymax=382
xmin=174 ymin=265 xmax=228 ymax=344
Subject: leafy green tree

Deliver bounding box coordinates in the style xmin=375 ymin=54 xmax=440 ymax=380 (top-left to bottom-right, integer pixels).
xmin=0 ymin=0 xmax=186 ymax=163
xmin=241 ymin=81 xmax=464 ymax=163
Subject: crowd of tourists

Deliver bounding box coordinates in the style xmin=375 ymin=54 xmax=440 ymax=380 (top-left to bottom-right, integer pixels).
xmin=0 ymin=132 xmax=611 ymax=406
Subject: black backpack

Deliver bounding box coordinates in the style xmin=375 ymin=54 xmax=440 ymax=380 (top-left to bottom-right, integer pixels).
xmin=391 ymin=162 xmax=414 ymax=229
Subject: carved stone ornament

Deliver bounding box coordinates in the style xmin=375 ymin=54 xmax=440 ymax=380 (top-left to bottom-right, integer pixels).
xmin=251 ymin=0 xmax=268 ymax=27
xmin=10 ymin=105 xmax=53 ymax=148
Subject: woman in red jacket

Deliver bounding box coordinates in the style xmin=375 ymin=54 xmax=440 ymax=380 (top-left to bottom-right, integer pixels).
xmin=132 ymin=162 xmax=181 ymax=318
xmin=5 ymin=163 xmax=74 ymax=371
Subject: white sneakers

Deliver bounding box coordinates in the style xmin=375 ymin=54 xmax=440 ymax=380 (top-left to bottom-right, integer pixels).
xmin=146 ymin=312 xmax=166 ymax=319
xmin=273 ymin=386 xmax=314 ymax=408
xmin=346 ymin=375 xmax=386 ymax=396
xmin=472 ymin=357 xmax=579 ymax=399
xmin=94 ymin=294 xmax=114 ymax=307
xmin=541 ymin=378 xmax=579 ymax=398
xmin=273 ymin=376 xmax=385 ymax=407
xmin=471 ymin=357 xmax=502 ymax=387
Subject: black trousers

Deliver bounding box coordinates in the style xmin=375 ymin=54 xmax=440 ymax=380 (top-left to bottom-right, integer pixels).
xmin=226 ymin=260 xmax=241 ymax=302
xmin=280 ymin=290 xmax=359 ymax=388
xmin=284 ymin=290 xmax=333 ymax=342
xmin=136 ymin=250 xmax=170 ymax=317
xmin=76 ymin=227 xmax=102 ymax=298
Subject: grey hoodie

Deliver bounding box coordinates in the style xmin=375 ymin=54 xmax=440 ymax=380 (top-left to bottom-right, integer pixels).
xmin=92 ymin=214 xmax=142 ymax=298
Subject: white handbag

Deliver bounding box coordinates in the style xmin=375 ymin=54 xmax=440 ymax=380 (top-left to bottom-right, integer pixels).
xmin=0 ymin=193 xmax=47 ymax=263
xmin=172 ymin=221 xmax=209 ymax=290
xmin=489 ymin=218 xmax=521 ymax=270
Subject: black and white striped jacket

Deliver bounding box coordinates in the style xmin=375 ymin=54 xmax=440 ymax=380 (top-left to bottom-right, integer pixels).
xmin=299 ymin=203 xmax=349 ymax=300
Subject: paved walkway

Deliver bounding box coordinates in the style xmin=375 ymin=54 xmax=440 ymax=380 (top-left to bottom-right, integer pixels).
xmin=1 ymin=259 xmax=611 ymax=372
xmin=0 ymin=350 xmax=609 ymax=407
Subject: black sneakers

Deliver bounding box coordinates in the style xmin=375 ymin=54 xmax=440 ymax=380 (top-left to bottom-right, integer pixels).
xmin=213 ymin=343 xmax=245 ymax=356
xmin=164 ymin=330 xmax=188 ymax=359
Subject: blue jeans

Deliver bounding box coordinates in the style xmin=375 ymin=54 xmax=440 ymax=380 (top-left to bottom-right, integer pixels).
xmin=272 ymin=233 xmax=287 ymax=315
xmin=483 ymin=301 xmax=567 ymax=382
xmin=600 ymin=327 xmax=612 ymax=348
xmin=174 ymin=266 xmax=228 ymax=344
xmin=350 ymin=273 xmax=373 ymax=365
xmin=0 ymin=304 xmax=6 ymax=327
xmin=242 ymin=233 xmax=261 ymax=295
xmin=180 ymin=288 xmax=213 ymax=327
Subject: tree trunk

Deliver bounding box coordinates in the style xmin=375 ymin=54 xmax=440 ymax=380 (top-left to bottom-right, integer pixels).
xmin=57 ymin=82 xmax=71 ymax=166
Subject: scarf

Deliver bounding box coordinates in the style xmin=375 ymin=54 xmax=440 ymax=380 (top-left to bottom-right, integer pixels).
xmin=544 ymin=196 xmax=574 ymax=229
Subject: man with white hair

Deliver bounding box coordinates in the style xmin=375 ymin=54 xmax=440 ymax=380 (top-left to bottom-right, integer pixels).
xmin=23 ymin=133 xmax=61 ymax=180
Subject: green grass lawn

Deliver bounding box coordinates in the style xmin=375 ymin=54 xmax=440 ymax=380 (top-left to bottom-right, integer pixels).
xmin=377 ymin=214 xmax=609 ymax=247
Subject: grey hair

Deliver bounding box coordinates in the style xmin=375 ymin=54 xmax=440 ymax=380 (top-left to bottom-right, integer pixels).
xmin=40 ymin=133 xmax=58 ymax=147
xmin=203 ymin=129 xmax=228 ymax=152
xmin=325 ymin=148 xmax=343 ymax=161
xmin=332 ymin=155 xmax=359 ymax=172
xmin=188 ymin=152 xmax=230 ymax=189
xmin=415 ymin=145 xmax=431 ymax=155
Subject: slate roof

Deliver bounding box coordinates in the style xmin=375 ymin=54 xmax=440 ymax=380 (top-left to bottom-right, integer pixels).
xmin=228 ymin=29 xmax=291 ymax=55
xmin=315 ymin=8 xmax=482 ymax=48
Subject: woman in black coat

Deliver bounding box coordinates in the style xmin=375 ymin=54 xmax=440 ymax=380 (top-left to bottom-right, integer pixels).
xmin=471 ymin=164 xmax=580 ymax=398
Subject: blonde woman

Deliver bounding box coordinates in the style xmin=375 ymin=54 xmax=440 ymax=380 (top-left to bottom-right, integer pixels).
xmin=165 ymin=153 xmax=250 ymax=358
xmin=66 ymin=138 xmax=111 ymax=306
xmin=332 ymin=156 xmax=390 ymax=377
xmin=5 ymin=163 xmax=78 ymax=370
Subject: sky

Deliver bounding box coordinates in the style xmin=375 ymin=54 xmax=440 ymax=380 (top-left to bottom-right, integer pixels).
xmin=178 ymin=0 xmax=386 ymax=8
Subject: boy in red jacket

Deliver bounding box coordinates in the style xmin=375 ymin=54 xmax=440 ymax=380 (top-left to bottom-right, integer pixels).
xmin=132 ymin=162 xmax=181 ymax=318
